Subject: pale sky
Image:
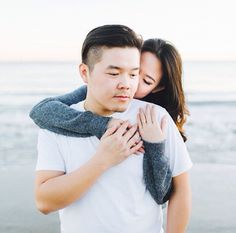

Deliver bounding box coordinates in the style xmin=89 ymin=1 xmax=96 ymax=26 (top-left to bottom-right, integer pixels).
xmin=1 ymin=0 xmax=236 ymax=61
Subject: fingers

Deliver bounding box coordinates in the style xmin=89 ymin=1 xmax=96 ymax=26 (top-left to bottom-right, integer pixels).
xmin=115 ymin=121 xmax=130 ymax=137
xmin=138 ymin=147 xmax=145 ymax=153
xmin=126 ymin=121 xmax=133 ymax=129
xmin=151 ymin=105 xmax=157 ymax=124
xmin=113 ymin=119 xmax=124 ymax=128
xmin=137 ymin=112 xmax=143 ymax=131
xmin=107 ymin=118 xmax=124 ymax=129
xmin=145 ymin=104 xmax=152 ymax=123
xmin=123 ymin=124 xmax=138 ymax=142
xmin=130 ymin=140 xmax=143 ymax=155
xmin=127 ymin=130 xmax=141 ymax=148
xmin=161 ymin=115 xmax=168 ymax=138
xmin=135 ymin=146 xmax=145 ymax=155
xmin=139 ymin=108 xmax=146 ymax=126
xmin=101 ymin=125 xmax=118 ymax=139
xmin=150 ymin=105 xmax=162 ymax=131
xmin=114 ymin=121 xmax=139 ymax=143
xmin=139 ymin=104 xmax=154 ymax=126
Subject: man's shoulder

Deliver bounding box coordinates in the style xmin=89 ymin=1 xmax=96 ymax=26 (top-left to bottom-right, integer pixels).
xmin=38 ymin=128 xmax=67 ymax=141
xmin=130 ymin=99 xmax=167 ymax=113
xmin=122 ymin=99 xmax=168 ymax=123
xmin=70 ymin=100 xmax=85 ymax=111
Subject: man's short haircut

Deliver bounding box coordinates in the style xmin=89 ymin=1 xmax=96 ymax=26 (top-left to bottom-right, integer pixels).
xmin=82 ymin=24 xmax=143 ymax=70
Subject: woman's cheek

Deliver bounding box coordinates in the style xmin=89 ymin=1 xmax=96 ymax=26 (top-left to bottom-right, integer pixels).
xmin=135 ymin=87 xmax=148 ymax=99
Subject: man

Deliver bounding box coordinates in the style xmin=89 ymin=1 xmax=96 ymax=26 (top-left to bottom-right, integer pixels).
xmin=35 ymin=25 xmax=192 ymax=233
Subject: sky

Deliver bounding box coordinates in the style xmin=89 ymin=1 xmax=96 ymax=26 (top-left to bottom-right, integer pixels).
xmin=0 ymin=0 xmax=236 ymax=61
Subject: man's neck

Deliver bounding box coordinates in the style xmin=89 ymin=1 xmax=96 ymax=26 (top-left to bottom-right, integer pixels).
xmin=83 ymin=99 xmax=114 ymax=117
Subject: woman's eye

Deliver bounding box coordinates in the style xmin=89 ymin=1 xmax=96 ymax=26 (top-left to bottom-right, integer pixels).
xmin=144 ymin=79 xmax=152 ymax=85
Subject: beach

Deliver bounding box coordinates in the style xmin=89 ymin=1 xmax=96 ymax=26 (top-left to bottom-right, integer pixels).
xmin=0 ymin=61 xmax=236 ymax=232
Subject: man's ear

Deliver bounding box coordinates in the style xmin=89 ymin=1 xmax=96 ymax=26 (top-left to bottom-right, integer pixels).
xmin=79 ymin=63 xmax=89 ymax=83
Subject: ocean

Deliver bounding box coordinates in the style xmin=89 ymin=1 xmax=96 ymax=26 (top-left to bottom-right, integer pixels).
xmin=0 ymin=61 xmax=236 ymax=168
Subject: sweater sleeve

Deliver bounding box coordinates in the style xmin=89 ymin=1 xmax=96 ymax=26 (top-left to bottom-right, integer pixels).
xmin=143 ymin=140 xmax=173 ymax=205
xmin=29 ymin=85 xmax=111 ymax=139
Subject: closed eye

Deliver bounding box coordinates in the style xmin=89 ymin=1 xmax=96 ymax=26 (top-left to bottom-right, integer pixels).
xmin=107 ymin=73 xmax=119 ymax=76
xmin=144 ymin=79 xmax=152 ymax=85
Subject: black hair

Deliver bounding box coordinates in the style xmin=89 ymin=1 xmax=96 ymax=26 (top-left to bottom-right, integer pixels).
xmin=82 ymin=24 xmax=143 ymax=69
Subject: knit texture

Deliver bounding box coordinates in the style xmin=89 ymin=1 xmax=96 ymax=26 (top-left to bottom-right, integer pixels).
xmin=143 ymin=140 xmax=172 ymax=204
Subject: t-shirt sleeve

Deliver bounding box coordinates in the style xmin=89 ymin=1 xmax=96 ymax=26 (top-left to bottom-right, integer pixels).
xmin=156 ymin=108 xmax=193 ymax=177
xmin=36 ymin=129 xmax=66 ymax=172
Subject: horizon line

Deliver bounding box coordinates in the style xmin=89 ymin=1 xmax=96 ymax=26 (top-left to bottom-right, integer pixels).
xmin=1 ymin=59 xmax=236 ymax=64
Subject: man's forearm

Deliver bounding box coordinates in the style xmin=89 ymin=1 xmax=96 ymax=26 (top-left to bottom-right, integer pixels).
xmin=166 ymin=172 xmax=192 ymax=233
xmin=35 ymin=154 xmax=109 ymax=214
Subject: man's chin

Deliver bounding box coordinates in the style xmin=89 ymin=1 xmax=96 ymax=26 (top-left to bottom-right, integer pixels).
xmin=107 ymin=98 xmax=132 ymax=113
xmin=112 ymin=104 xmax=129 ymax=113
xmin=114 ymin=108 xmax=126 ymax=113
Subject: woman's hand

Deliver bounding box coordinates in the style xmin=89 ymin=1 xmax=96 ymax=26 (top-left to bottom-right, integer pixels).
xmin=137 ymin=104 xmax=167 ymax=143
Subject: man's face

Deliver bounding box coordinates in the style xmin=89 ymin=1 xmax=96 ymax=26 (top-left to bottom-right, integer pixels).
xmin=83 ymin=47 xmax=140 ymax=116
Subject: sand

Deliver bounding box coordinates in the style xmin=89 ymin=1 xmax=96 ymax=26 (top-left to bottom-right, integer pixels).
xmin=0 ymin=163 xmax=236 ymax=233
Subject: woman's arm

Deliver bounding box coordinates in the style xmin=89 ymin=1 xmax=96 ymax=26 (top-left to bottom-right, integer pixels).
xmin=138 ymin=105 xmax=173 ymax=205
xmin=29 ymin=85 xmax=111 ymax=139
xmin=143 ymin=140 xmax=172 ymax=205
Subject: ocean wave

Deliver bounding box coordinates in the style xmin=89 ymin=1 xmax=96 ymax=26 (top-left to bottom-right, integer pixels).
xmin=188 ymin=100 xmax=236 ymax=106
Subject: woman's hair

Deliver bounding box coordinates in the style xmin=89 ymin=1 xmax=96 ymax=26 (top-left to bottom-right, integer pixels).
xmin=141 ymin=39 xmax=189 ymax=142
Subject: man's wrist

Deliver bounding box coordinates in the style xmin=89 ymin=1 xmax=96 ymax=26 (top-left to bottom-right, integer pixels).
xmin=91 ymin=153 xmax=111 ymax=172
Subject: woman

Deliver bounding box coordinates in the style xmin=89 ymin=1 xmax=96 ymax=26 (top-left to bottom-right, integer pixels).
xmin=30 ymin=38 xmax=189 ymax=205
xmin=138 ymin=39 xmax=188 ymax=142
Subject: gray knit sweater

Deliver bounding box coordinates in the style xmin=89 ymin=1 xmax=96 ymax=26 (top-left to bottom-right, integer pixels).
xmin=29 ymin=85 xmax=172 ymax=204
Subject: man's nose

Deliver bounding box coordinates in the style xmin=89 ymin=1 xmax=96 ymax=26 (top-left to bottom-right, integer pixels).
xmin=117 ymin=74 xmax=130 ymax=89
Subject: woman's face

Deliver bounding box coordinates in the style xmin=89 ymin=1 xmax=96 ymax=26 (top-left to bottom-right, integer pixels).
xmin=134 ymin=52 xmax=163 ymax=99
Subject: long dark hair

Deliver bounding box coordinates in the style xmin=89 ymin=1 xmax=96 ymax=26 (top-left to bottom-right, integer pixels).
xmin=141 ymin=39 xmax=189 ymax=142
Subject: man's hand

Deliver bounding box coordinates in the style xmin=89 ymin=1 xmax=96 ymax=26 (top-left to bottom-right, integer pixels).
xmin=96 ymin=121 xmax=143 ymax=169
xmin=107 ymin=118 xmax=145 ymax=154
xmin=107 ymin=118 xmax=124 ymax=129
xmin=137 ymin=104 xmax=167 ymax=143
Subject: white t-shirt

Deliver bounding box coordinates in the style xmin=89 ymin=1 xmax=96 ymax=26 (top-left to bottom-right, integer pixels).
xmin=36 ymin=99 xmax=192 ymax=233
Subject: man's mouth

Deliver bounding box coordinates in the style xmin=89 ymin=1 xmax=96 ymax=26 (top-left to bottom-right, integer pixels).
xmin=113 ymin=95 xmax=130 ymax=100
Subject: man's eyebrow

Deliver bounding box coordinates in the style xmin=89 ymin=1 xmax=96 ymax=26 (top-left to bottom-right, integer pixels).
xmin=106 ymin=65 xmax=139 ymax=71
xmin=131 ymin=67 xmax=140 ymax=71
xmin=146 ymin=74 xmax=156 ymax=82
xmin=106 ymin=65 xmax=120 ymax=70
